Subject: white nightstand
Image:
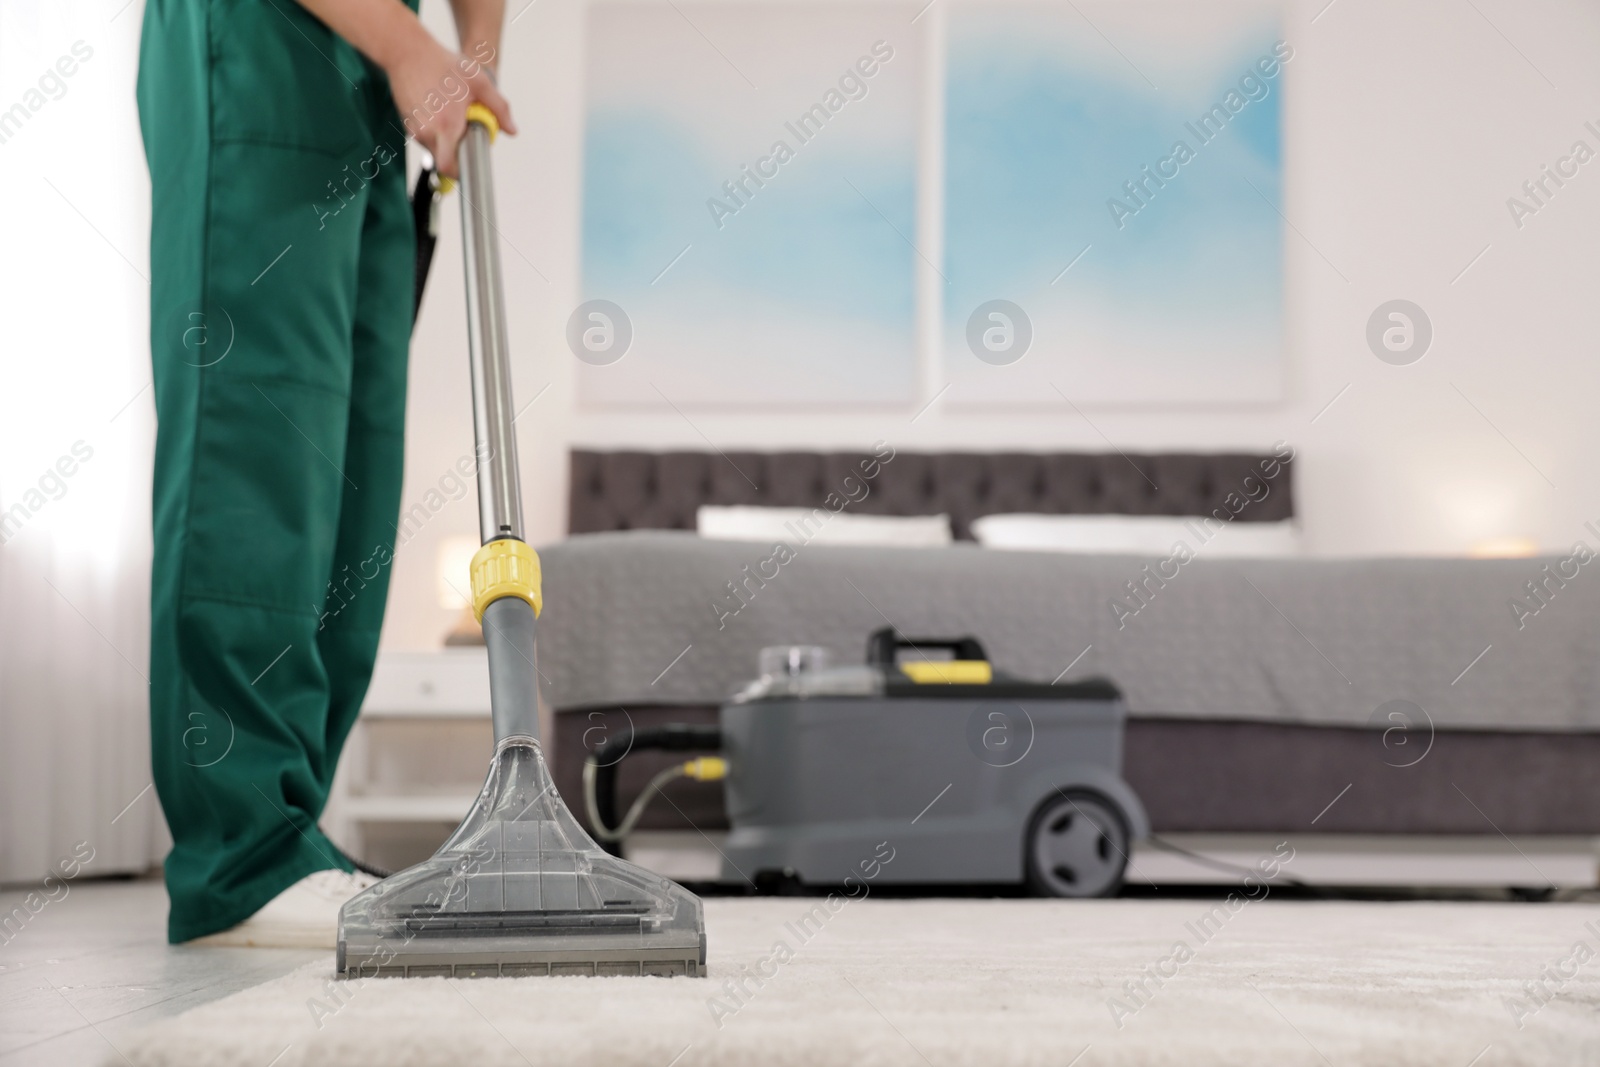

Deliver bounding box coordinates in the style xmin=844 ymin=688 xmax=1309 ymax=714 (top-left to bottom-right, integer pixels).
xmin=324 ymin=649 xmax=495 ymax=871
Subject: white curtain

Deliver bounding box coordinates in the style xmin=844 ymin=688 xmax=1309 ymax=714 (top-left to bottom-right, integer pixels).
xmin=0 ymin=0 xmax=164 ymax=882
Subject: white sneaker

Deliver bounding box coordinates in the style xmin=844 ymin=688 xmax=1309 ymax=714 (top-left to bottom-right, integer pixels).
xmin=189 ymin=869 xmax=379 ymax=949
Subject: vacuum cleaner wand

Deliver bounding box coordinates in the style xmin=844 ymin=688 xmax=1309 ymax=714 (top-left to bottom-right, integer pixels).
xmin=457 ymin=101 xmax=540 ymax=748
xmin=336 ymin=106 xmax=707 ymax=979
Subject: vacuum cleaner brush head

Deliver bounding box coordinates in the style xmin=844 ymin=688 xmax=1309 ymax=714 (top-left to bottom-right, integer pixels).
xmin=337 ymin=736 xmax=706 ymax=978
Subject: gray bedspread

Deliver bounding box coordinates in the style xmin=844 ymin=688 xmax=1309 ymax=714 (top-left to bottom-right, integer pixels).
xmin=535 ymin=532 xmax=1600 ymax=731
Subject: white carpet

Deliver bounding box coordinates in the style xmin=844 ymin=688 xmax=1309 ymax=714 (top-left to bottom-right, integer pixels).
xmin=116 ymin=898 xmax=1600 ymax=1066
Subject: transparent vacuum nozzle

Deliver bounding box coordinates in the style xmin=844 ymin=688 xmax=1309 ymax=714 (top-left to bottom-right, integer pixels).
xmin=337 ymin=736 xmax=705 ymax=978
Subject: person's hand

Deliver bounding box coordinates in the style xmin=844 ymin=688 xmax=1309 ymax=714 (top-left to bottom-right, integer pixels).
xmin=385 ymin=31 xmax=516 ymax=178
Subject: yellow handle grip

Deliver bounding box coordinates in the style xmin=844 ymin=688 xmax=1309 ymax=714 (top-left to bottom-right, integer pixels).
xmin=434 ymin=104 xmax=500 ymax=195
xmin=466 ymin=102 xmax=499 ymax=141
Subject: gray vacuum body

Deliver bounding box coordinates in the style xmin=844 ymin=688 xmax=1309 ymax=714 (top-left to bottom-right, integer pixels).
xmin=718 ymin=664 xmax=1148 ymax=896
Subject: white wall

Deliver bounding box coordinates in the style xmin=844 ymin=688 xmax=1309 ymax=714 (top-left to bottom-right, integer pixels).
xmin=385 ymin=0 xmax=1600 ymax=649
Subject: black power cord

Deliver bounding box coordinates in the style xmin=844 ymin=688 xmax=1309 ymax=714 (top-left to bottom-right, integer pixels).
xmin=339 ymin=847 xmax=391 ymax=880
xmin=410 ymin=165 xmax=440 ymax=325
xmin=1145 ymin=833 xmax=1312 ymax=891
xmin=588 ymin=724 xmax=723 ymax=856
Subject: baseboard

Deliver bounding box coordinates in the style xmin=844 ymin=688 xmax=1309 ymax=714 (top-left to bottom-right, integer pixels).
xmin=622 ymin=831 xmax=1600 ymax=890
xmin=1131 ymin=833 xmax=1600 ymax=889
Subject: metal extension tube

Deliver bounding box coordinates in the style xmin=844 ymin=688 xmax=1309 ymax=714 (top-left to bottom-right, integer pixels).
xmin=459 ymin=119 xmax=523 ymax=546
xmin=459 ymin=117 xmax=540 ymax=745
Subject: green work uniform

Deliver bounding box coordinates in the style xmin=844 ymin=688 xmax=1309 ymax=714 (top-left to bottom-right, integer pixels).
xmin=137 ymin=0 xmax=416 ymax=943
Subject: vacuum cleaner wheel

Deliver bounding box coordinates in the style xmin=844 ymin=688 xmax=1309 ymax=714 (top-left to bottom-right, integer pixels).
xmin=1025 ymin=791 xmax=1130 ymax=898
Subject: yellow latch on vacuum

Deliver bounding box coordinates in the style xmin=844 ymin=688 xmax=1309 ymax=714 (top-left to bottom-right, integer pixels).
xmin=469 ymin=538 xmax=542 ymax=621
xmin=900 ymin=660 xmax=993 ymax=685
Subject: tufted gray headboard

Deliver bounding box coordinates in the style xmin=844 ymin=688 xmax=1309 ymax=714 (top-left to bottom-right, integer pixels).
xmin=567 ymin=450 xmax=1294 ymax=541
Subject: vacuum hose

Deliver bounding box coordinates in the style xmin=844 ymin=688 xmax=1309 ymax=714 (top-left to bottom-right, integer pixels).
xmin=584 ymin=757 xmax=726 ymax=843
xmin=582 ymin=725 xmax=723 ymax=855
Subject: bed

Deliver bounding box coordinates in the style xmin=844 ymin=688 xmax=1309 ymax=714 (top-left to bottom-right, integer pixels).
xmin=539 ymin=449 xmax=1600 ymax=884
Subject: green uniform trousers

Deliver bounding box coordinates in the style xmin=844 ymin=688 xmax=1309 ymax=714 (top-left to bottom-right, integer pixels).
xmin=138 ymin=0 xmax=415 ymax=943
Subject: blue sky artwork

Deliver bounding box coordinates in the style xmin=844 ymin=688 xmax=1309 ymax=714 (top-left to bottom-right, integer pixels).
xmin=943 ymin=3 xmax=1286 ymax=405
xmin=580 ymin=3 xmax=919 ymax=406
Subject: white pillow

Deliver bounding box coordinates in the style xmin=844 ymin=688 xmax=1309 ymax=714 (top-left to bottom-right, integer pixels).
xmin=697 ymin=505 xmax=953 ymax=547
xmin=970 ymin=513 xmax=1301 ymax=558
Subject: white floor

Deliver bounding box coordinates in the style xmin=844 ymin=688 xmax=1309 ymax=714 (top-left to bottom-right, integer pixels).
xmin=0 ymin=877 xmax=320 ymax=1066
xmin=9 ymin=877 xmax=1599 ymax=1067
